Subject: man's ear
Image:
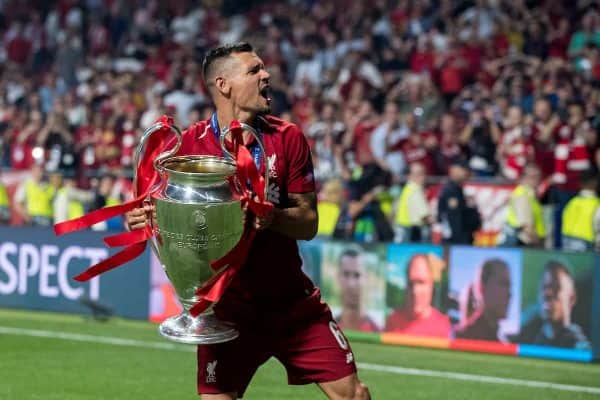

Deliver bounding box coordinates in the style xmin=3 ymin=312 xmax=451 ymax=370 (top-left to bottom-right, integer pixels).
xmin=215 ymin=76 xmax=231 ymax=97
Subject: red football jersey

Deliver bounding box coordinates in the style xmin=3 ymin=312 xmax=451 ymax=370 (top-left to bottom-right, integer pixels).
xmin=172 ymin=115 xmax=322 ymax=325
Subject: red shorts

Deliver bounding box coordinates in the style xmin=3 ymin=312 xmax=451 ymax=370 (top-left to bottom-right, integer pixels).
xmin=196 ymin=309 xmax=357 ymax=397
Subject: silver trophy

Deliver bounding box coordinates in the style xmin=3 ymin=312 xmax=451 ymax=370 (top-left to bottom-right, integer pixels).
xmin=134 ymin=120 xmax=267 ymax=344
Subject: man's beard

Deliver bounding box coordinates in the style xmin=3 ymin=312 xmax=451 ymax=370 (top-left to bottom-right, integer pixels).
xmin=258 ymin=104 xmax=271 ymax=115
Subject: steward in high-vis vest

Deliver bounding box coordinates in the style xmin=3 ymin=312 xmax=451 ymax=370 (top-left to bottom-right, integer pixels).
xmin=562 ymin=170 xmax=600 ymax=251
xmin=501 ymin=164 xmax=545 ymax=247
xmin=53 ymin=176 xmax=95 ymax=225
xmin=316 ymin=179 xmax=343 ymax=237
xmin=14 ymin=164 xmax=56 ymax=227
xmin=0 ymin=178 xmax=10 ymax=224
xmin=393 ymin=162 xmax=431 ymax=243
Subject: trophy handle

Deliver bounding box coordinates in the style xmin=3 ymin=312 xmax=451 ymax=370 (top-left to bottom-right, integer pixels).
xmin=133 ymin=121 xmax=183 ymax=260
xmin=220 ymin=123 xmax=269 ymax=200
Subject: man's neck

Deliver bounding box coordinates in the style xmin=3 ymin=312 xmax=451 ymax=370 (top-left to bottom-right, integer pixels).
xmin=216 ymin=106 xmax=257 ymax=142
xmin=409 ymin=306 xmax=432 ymax=321
xmin=217 ymin=107 xmax=256 ymax=130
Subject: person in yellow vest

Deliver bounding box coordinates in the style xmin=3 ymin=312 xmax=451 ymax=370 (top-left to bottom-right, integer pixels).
xmin=561 ymin=170 xmax=600 ymax=251
xmin=92 ymin=174 xmax=123 ymax=231
xmin=0 ymin=173 xmax=10 ymax=224
xmin=13 ymin=164 xmax=56 ymax=227
xmin=53 ymin=173 xmax=95 ymax=224
xmin=501 ymin=164 xmax=546 ymax=247
xmin=393 ymin=162 xmax=432 ymax=243
xmin=316 ymin=178 xmax=344 ymax=237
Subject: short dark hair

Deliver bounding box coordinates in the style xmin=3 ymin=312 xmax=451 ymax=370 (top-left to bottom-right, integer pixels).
xmin=339 ymin=247 xmax=360 ymax=263
xmin=202 ymin=42 xmax=254 ymax=86
xmin=544 ymin=260 xmax=574 ymax=281
xmin=480 ymin=258 xmax=508 ymax=285
xmin=579 ymin=169 xmax=597 ymax=187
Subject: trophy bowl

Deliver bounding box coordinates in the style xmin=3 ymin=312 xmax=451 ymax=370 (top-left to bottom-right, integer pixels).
xmin=153 ymin=155 xmax=244 ymax=344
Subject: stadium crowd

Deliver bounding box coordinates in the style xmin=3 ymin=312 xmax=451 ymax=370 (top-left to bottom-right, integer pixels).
xmin=1 ymin=0 xmax=600 ymax=250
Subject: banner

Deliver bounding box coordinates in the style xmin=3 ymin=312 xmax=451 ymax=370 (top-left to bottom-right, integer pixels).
xmin=427 ymin=182 xmax=516 ymax=246
xmin=0 ymin=226 xmax=150 ymax=319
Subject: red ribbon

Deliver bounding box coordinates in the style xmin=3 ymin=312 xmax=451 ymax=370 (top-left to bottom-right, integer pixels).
xmin=54 ymin=116 xmax=273 ymax=319
xmin=54 ymin=116 xmax=175 ymax=281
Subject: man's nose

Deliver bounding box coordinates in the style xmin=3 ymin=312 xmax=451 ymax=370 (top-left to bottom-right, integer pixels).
xmin=261 ymin=69 xmax=271 ymax=81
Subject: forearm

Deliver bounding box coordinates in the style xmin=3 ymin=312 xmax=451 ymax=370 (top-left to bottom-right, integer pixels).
xmin=268 ymin=192 xmax=319 ymax=240
xmin=269 ymin=206 xmax=318 ymax=241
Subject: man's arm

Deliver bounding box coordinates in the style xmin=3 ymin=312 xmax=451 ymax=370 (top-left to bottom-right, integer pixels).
xmin=258 ymin=192 xmax=318 ymax=241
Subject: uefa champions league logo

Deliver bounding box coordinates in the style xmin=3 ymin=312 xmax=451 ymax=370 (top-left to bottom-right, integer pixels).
xmin=192 ymin=210 xmax=207 ymax=229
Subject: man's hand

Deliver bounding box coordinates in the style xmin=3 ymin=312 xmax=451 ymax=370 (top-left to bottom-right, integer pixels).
xmin=242 ymin=197 xmax=275 ymax=231
xmin=126 ymin=204 xmax=154 ymax=230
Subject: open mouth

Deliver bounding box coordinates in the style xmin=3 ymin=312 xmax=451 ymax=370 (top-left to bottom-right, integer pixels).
xmin=260 ymin=86 xmax=272 ymax=103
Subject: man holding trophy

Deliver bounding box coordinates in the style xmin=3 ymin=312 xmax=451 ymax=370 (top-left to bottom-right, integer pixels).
xmin=126 ymin=43 xmax=370 ymax=400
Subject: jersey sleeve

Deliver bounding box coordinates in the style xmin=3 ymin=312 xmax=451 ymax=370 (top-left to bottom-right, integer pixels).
xmin=285 ymin=124 xmax=316 ymax=193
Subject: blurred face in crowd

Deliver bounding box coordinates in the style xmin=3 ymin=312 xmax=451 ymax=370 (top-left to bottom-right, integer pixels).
xmin=215 ymin=51 xmax=271 ymax=115
xmin=522 ymin=165 xmax=542 ymax=188
xmin=99 ymin=176 xmax=115 ymax=196
xmin=31 ymin=164 xmax=44 ymax=182
xmin=408 ymin=162 xmax=426 ymax=185
xmin=568 ymin=104 xmax=584 ymax=127
xmin=504 ymin=106 xmax=523 ymax=129
xmin=534 ymin=99 xmax=552 ymax=122
xmin=28 ymin=110 xmax=43 ymax=129
xmin=482 ymin=263 xmax=511 ymax=321
xmin=541 ymin=267 xmax=575 ymax=327
xmin=449 ymin=164 xmax=469 ymax=183
xmin=405 ymin=113 xmax=418 ymax=132
xmin=440 ymin=113 xmax=456 ymax=134
xmin=322 ymin=103 xmax=335 ymax=121
xmin=405 ymin=255 xmax=434 ymax=319
xmin=49 ymin=173 xmax=62 ymax=189
xmin=339 ymin=253 xmax=365 ymax=311
xmin=383 ymin=102 xmax=399 ymax=125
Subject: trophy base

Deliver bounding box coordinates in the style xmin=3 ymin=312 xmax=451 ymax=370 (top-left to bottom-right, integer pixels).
xmin=159 ymin=311 xmax=239 ymax=345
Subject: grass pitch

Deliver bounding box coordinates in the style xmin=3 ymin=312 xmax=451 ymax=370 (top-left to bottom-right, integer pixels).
xmin=0 ymin=308 xmax=599 ymax=400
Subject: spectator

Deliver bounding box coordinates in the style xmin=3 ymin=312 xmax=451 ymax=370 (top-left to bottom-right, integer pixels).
xmin=369 ymin=101 xmax=407 ymax=179
xmin=561 ymin=170 xmax=600 ymax=251
xmin=392 ymin=162 xmax=432 ymax=243
xmin=438 ymin=161 xmax=480 ymax=244
xmin=339 ymin=164 xmax=394 ymax=243
xmin=53 ymin=173 xmax=94 ymax=224
xmin=497 ymin=105 xmax=533 ymax=180
xmin=500 ymin=164 xmax=546 ymax=247
xmin=316 ymin=178 xmax=344 ymax=237
xmin=530 ymin=97 xmax=561 ymax=179
xmin=13 ymin=164 xmax=55 ymax=227
xmin=0 ymin=172 xmax=10 ymax=224
xmin=552 ymin=101 xmax=593 ymax=248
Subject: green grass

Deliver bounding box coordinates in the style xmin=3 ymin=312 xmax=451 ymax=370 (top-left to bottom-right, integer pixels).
xmin=1 ymin=308 xmax=599 ymax=400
